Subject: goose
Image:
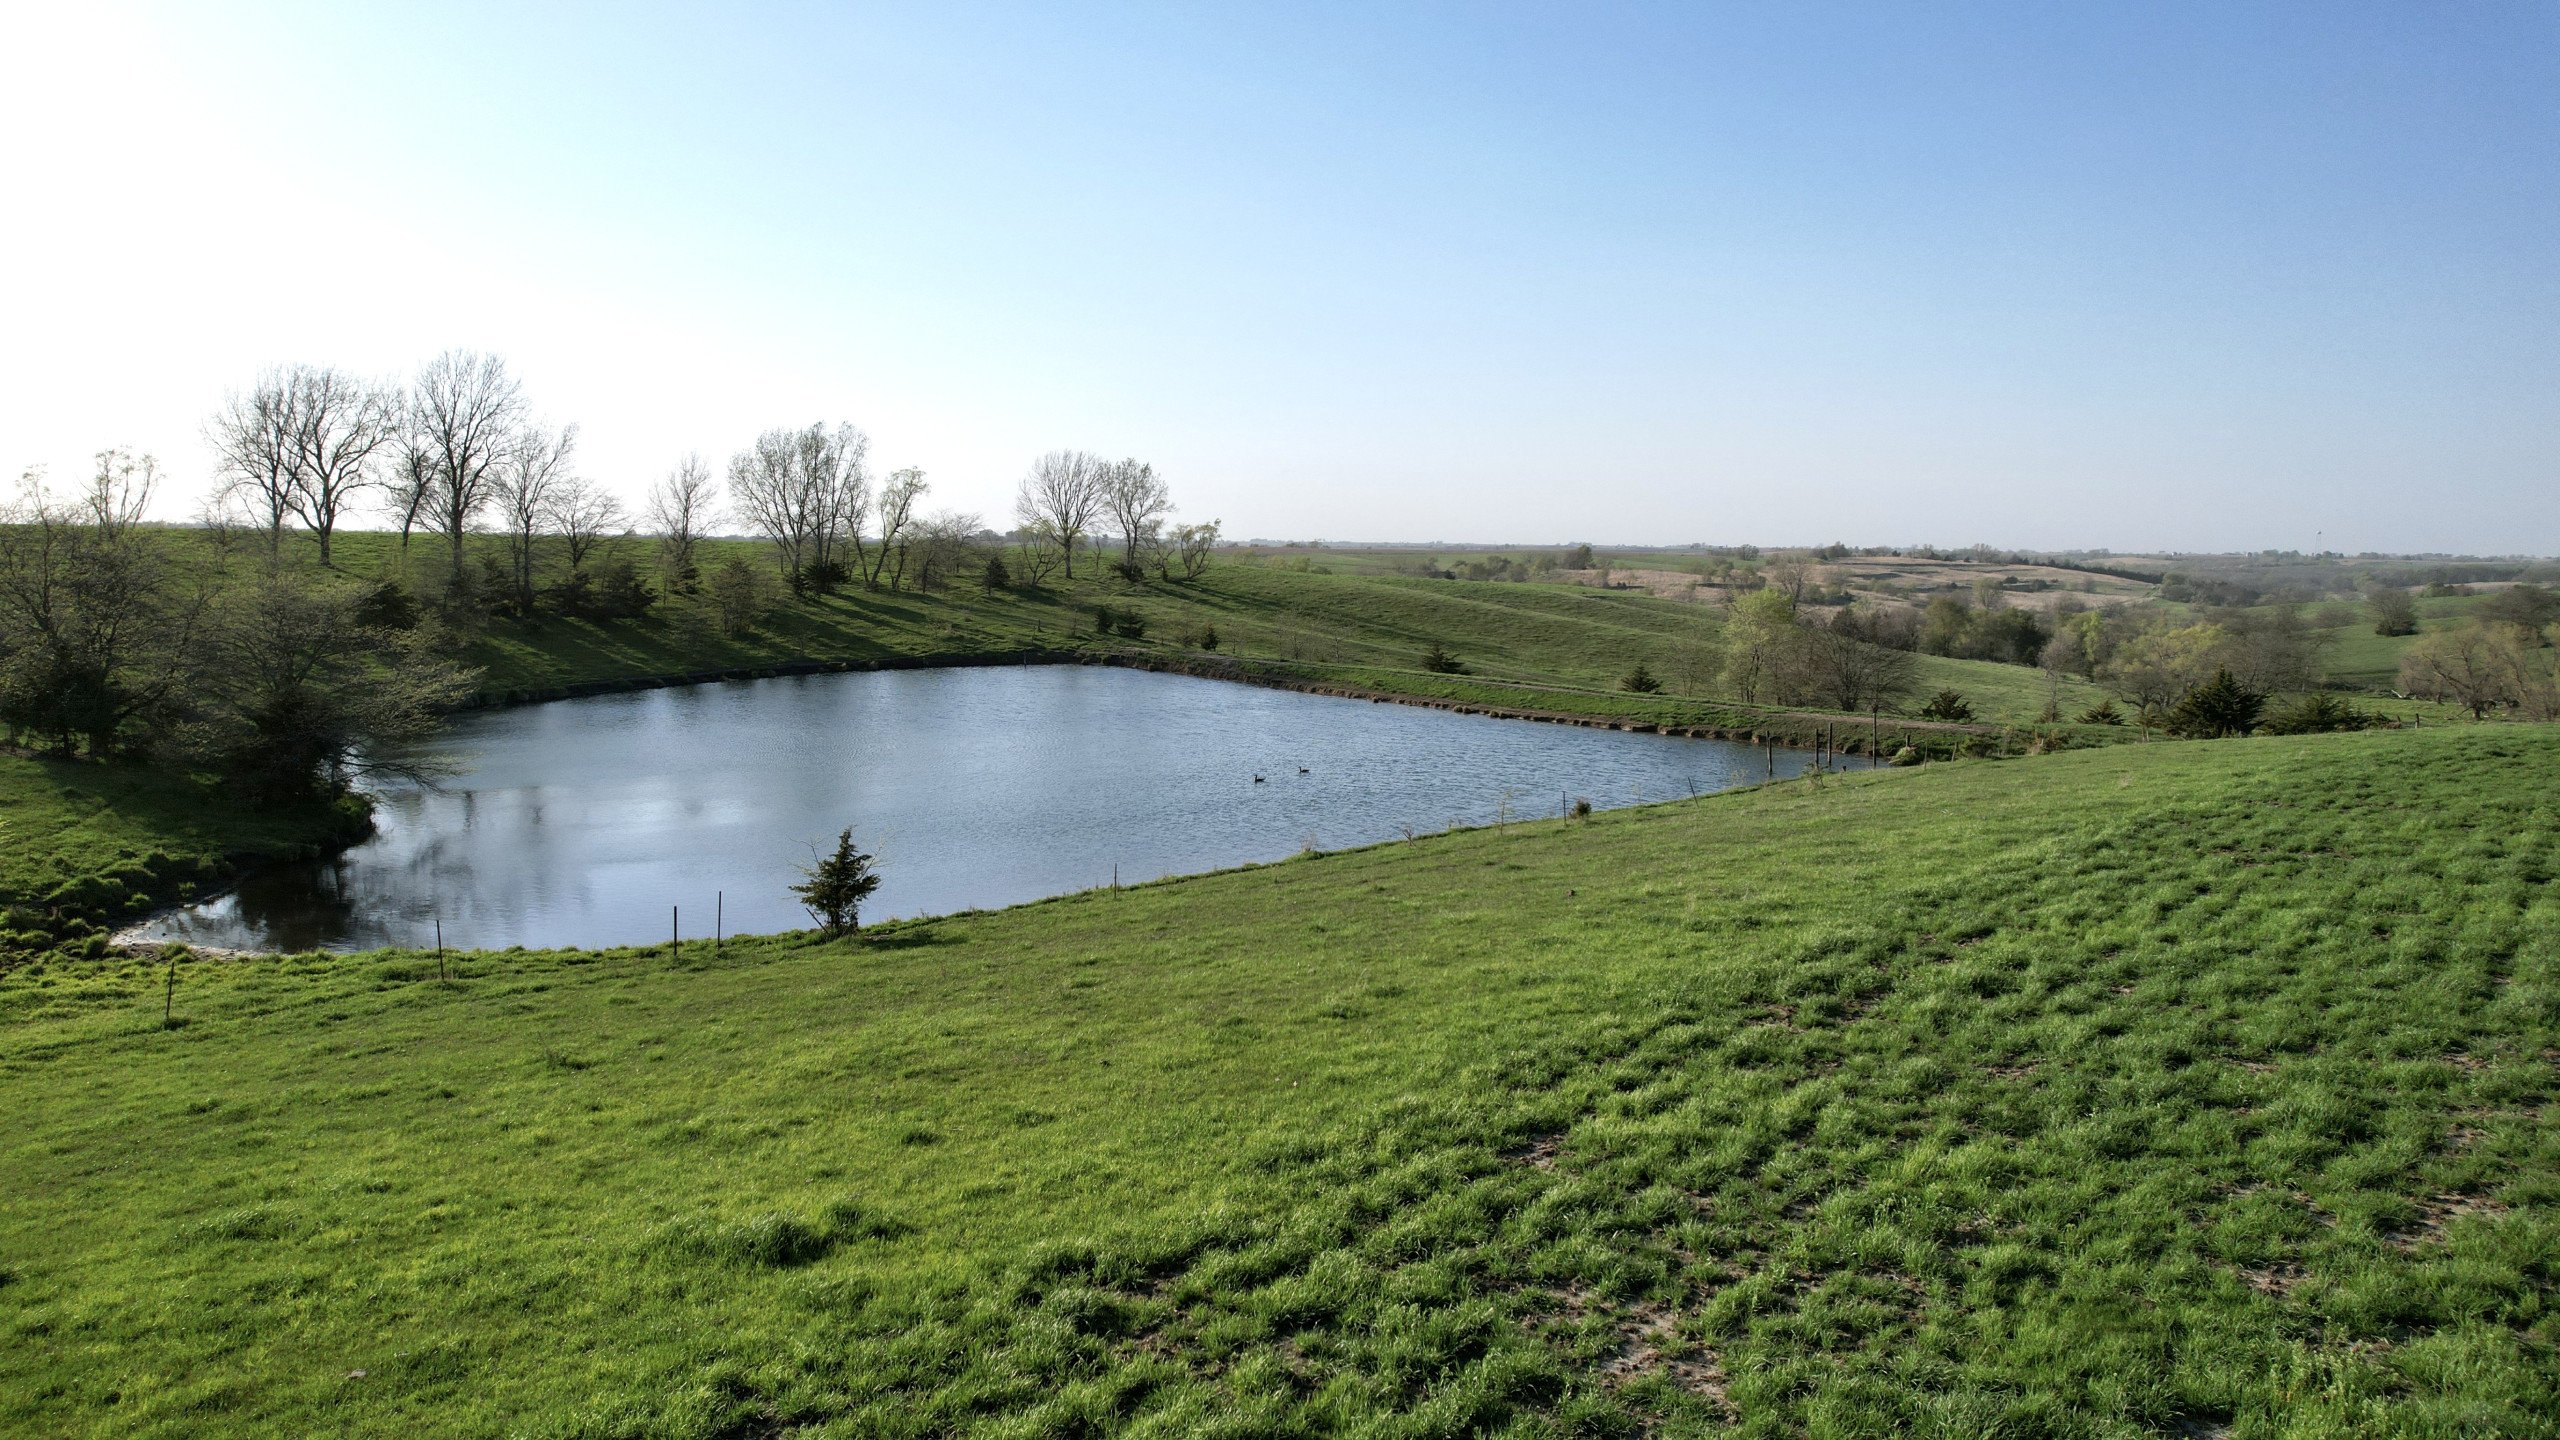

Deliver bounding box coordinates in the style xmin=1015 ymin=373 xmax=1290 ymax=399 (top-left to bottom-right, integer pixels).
xmin=1252 ymin=774 xmax=1266 ymax=783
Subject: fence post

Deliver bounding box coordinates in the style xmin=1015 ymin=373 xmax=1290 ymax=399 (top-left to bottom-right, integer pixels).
xmin=671 ymin=905 xmax=680 ymax=963
xmin=436 ymin=917 xmax=446 ymax=984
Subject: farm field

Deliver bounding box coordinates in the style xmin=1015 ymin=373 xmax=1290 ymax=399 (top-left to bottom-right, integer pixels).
xmin=3 ymin=724 xmax=2554 ymax=1436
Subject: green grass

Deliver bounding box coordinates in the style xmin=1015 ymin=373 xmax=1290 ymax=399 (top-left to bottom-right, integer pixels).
xmin=2313 ymin=596 xmax=2489 ymax=692
xmin=0 ymin=756 xmax=368 ymax=954
xmin=301 ymin=531 xmax=2087 ymax=726
xmin=5 ymin=724 xmax=2554 ymax=1436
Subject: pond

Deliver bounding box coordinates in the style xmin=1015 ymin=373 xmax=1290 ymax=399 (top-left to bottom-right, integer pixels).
xmin=136 ymin=666 xmax=1863 ymax=952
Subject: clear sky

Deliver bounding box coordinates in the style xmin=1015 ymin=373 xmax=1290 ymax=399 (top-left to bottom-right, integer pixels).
xmin=3 ymin=2 xmax=2554 ymax=553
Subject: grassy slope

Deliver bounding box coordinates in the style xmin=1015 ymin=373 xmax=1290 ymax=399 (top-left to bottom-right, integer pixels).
xmin=301 ymin=532 xmax=2095 ymax=725
xmin=0 ymin=756 xmax=366 ymax=952
xmin=4 ymin=725 xmax=2554 ymax=1437
xmin=2315 ymin=596 xmax=2489 ymax=691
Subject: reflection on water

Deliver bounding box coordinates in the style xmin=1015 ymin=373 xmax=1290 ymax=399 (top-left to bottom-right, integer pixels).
xmin=138 ymin=666 xmax=1863 ymax=952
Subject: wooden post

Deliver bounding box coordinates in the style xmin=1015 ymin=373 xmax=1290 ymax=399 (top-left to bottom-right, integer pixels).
xmin=671 ymin=905 xmax=680 ymax=963
xmin=436 ymin=918 xmax=445 ymax=984
xmin=715 ymin=891 xmax=723 ymax=952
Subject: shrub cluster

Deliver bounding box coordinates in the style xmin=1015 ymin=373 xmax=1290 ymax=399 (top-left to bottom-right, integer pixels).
xmin=1092 ymin=604 xmax=1148 ymax=639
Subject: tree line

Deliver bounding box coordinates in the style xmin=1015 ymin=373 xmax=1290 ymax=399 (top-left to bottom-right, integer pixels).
xmin=0 ymin=450 xmax=470 ymax=801
xmin=5 ymin=348 xmax=1227 ymax=801
xmin=192 ymin=350 xmax=1227 ymax=635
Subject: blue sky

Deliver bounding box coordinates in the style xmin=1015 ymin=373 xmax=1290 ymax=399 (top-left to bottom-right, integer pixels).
xmin=2 ymin=2 xmax=2553 ymax=551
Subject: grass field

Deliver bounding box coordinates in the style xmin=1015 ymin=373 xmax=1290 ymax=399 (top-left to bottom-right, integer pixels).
xmin=0 ymin=756 xmax=368 ymax=956
xmin=5 ymin=724 xmax=2554 ymax=1436
xmin=299 ymin=532 xmax=2094 ymax=725
xmin=2312 ymin=596 xmax=2489 ymax=692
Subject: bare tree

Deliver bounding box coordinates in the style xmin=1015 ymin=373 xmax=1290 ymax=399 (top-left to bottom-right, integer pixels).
xmin=411 ymin=350 xmax=528 ymax=591
xmin=284 ymin=366 xmax=396 ymax=568
xmin=1762 ymin=555 xmax=1812 ymax=610
xmin=906 ymin=510 xmax=983 ymax=593
xmin=1012 ymin=526 xmax=1065 ymax=588
xmin=728 ymin=432 xmax=802 ymax=586
xmin=647 ymin=453 xmax=720 ymax=592
xmin=207 ymin=371 xmax=300 ymax=558
xmin=548 ymin=473 xmax=624 ymax=576
xmin=870 ymin=467 xmax=928 ymax=590
xmin=1013 ymin=450 xmax=1105 ymax=580
xmin=385 ymin=410 xmax=436 ymax=557
xmin=1667 ymin=634 xmax=1722 ymax=695
xmin=1162 ymin=519 xmax=1221 ymax=581
xmin=1803 ymin=628 xmax=1918 ymax=712
xmin=83 ymin=447 xmax=159 ymax=538
xmin=730 ymin=423 xmax=870 ymax=595
xmin=490 ymin=424 xmax=576 ymax=613
xmin=798 ymin=423 xmax=870 ymax=588
xmin=1100 ymin=458 xmax=1171 ymax=576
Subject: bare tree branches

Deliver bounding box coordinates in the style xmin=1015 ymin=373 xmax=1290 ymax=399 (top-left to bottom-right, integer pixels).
xmin=730 ymin=423 xmax=870 ymax=594
xmin=83 ymin=448 xmax=158 ymax=538
xmin=906 ymin=510 xmax=983 ymax=593
xmin=801 ymin=424 xmax=871 ymax=589
xmin=284 ymin=366 xmax=396 ymax=568
xmin=490 ymin=423 xmax=577 ymax=613
xmin=1101 ymin=458 xmax=1171 ymax=575
xmin=386 ymin=414 xmax=436 ymax=553
xmin=1164 ymin=519 xmax=1220 ymax=581
xmin=646 ymin=453 xmax=720 ymax=591
xmin=1014 ymin=450 xmax=1105 ymax=580
xmin=549 ymin=473 xmax=624 ymax=577
xmin=1012 ymin=525 xmax=1065 ymax=588
xmin=207 ymin=372 xmax=299 ymax=556
xmin=411 ymin=350 xmax=528 ymax=590
xmin=871 ymin=467 xmax=928 ymax=590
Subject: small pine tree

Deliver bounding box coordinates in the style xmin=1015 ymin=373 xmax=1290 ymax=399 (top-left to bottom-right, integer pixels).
xmin=1199 ymin=623 xmax=1219 ymax=651
xmin=2260 ymin=692 xmax=2369 ymax=735
xmin=792 ymin=828 xmax=882 ymax=936
xmin=2074 ymin=699 xmax=2125 ymax=725
xmin=982 ymin=554 xmax=1011 ymax=594
xmin=1918 ymin=689 xmax=1974 ymax=722
xmin=1621 ymin=661 xmax=1661 ymax=693
xmin=1420 ymin=642 xmax=1468 ymax=675
xmin=2166 ymin=668 xmax=2265 ymax=738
